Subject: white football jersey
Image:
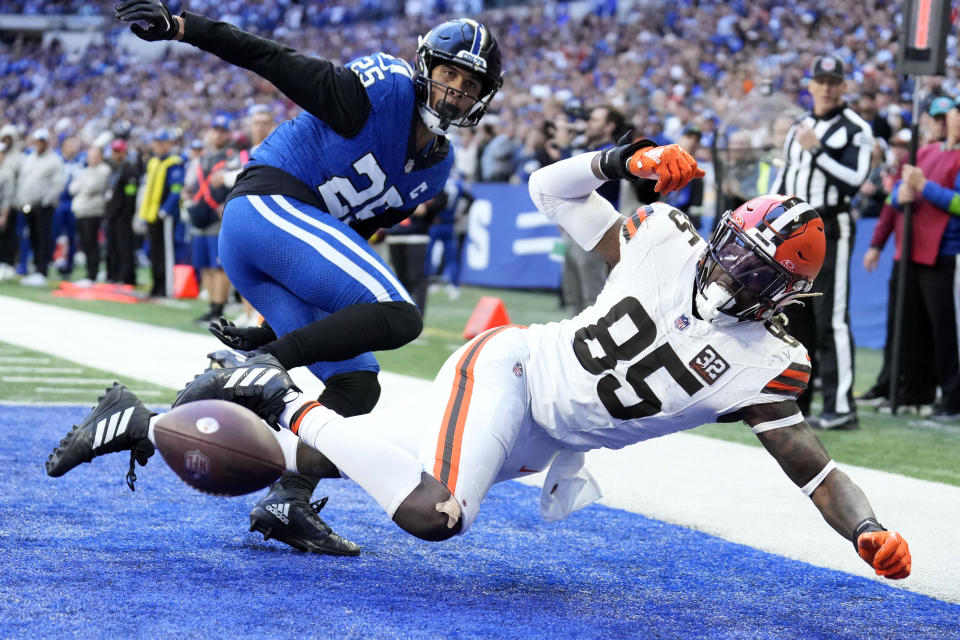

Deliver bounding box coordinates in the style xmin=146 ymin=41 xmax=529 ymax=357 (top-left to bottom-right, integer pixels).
xmin=522 ymin=203 xmax=810 ymax=451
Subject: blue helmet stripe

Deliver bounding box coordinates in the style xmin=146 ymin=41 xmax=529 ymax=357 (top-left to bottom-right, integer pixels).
xmin=471 ymin=23 xmax=484 ymax=55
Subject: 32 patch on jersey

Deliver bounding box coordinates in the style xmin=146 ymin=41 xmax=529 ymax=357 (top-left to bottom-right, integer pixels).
xmin=689 ymin=346 xmax=729 ymax=385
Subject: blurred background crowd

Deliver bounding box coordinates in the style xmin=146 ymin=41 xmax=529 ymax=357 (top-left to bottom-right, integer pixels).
xmin=3 ymin=0 xmax=956 ymax=281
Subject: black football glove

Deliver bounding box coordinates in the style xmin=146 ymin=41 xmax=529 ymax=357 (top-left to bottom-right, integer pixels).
xmin=596 ymin=131 xmax=657 ymax=181
xmin=114 ymin=0 xmax=180 ymax=41
xmin=208 ymin=316 xmax=277 ymax=351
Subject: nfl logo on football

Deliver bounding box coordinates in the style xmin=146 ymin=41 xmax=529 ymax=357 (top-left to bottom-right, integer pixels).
xmin=184 ymin=450 xmax=211 ymax=482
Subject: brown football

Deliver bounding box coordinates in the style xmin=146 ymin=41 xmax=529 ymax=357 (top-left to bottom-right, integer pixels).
xmin=154 ymin=400 xmax=284 ymax=496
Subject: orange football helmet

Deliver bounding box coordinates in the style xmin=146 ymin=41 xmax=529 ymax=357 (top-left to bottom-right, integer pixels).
xmin=695 ymin=195 xmax=826 ymax=324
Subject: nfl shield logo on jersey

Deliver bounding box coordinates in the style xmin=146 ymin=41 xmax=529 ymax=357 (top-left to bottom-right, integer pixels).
xmin=513 ymin=361 xmax=524 ymax=376
xmin=674 ymin=314 xmax=690 ymax=330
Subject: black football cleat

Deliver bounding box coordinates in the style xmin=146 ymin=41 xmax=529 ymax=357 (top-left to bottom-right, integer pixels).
xmin=249 ymin=484 xmax=361 ymax=556
xmin=175 ymin=352 xmax=299 ymax=427
xmin=46 ymin=382 xmax=156 ymax=489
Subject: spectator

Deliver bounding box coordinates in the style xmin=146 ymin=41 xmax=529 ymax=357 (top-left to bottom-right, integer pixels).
xmin=138 ymin=128 xmax=183 ymax=298
xmin=770 ymin=56 xmax=874 ymax=431
xmin=561 ymin=104 xmax=623 ymax=315
xmin=851 ymin=138 xmax=890 ymax=220
xmin=69 ymin=144 xmax=111 ymax=285
xmin=384 ymin=194 xmax=443 ymax=314
xmin=0 ymin=142 xmax=12 ymax=278
xmin=52 ymin=136 xmax=82 ymax=279
xmin=664 ymin=124 xmax=705 ymax=229
xmin=880 ymin=96 xmax=960 ymax=421
xmin=858 ymin=126 xmax=936 ymax=412
xmin=183 ymin=116 xmax=232 ymax=323
xmin=924 ymin=96 xmax=951 ymax=144
xmin=246 ymin=104 xmax=276 ymax=149
xmin=427 ymin=173 xmax=472 ymax=300
xmin=720 ymin=130 xmax=771 ymax=217
xmin=17 ymin=128 xmax=66 ymax=286
xmin=479 ymin=118 xmax=516 ymax=182
xmin=854 ymin=90 xmax=892 ymax=142
xmin=0 ymin=124 xmax=23 ymax=280
xmin=104 ymin=138 xmax=140 ymax=285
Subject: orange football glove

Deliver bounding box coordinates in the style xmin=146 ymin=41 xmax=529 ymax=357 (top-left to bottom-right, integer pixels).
xmin=857 ymin=530 xmax=911 ymax=580
xmin=627 ymin=143 xmax=706 ymax=194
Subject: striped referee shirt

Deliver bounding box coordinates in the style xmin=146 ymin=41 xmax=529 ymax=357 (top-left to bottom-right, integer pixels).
xmin=771 ymin=104 xmax=874 ymax=212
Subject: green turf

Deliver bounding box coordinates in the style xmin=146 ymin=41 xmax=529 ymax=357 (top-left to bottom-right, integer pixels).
xmin=3 ymin=276 xmax=958 ymax=487
xmin=0 ymin=341 xmax=177 ymax=406
xmin=0 ymin=275 xmax=213 ymax=334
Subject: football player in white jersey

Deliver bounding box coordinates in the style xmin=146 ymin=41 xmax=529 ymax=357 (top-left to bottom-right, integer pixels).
xmin=50 ymin=139 xmax=911 ymax=580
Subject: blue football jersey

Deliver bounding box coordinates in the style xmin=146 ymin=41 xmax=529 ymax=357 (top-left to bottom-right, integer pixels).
xmin=250 ymin=52 xmax=453 ymax=226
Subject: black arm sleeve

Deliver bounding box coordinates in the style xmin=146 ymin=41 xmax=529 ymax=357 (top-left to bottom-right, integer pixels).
xmin=424 ymin=190 xmax=448 ymax=219
xmin=180 ymin=12 xmax=370 ymax=137
xmin=350 ymin=208 xmax=414 ymax=240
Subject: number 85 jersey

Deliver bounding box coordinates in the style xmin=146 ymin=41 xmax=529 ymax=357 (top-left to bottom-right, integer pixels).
xmin=521 ymin=203 xmax=811 ymax=451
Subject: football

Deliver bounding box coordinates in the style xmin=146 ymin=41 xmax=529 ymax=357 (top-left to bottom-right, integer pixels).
xmin=153 ymin=400 xmax=284 ymax=496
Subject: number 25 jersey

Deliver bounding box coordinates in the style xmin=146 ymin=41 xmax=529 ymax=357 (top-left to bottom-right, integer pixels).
xmin=521 ymin=203 xmax=811 ymax=451
xmin=249 ymin=52 xmax=452 ymax=227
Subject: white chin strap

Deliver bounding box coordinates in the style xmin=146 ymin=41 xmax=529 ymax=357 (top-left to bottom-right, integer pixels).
xmin=419 ymin=104 xmax=450 ymax=135
xmin=695 ymin=282 xmax=741 ymax=326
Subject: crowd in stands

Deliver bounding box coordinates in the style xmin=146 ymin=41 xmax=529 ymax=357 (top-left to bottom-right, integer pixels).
xmin=1 ymin=1 xmax=948 ymax=165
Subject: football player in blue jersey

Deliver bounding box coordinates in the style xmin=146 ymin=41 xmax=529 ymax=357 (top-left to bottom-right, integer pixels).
xmin=112 ymin=0 xmax=503 ymax=555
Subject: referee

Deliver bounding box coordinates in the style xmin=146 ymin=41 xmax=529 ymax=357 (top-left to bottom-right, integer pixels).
xmin=771 ymin=55 xmax=874 ymax=430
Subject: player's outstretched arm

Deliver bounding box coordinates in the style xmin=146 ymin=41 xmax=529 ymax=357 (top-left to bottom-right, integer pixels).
xmin=741 ymin=402 xmax=911 ymax=580
xmin=115 ymin=0 xmax=370 ymax=137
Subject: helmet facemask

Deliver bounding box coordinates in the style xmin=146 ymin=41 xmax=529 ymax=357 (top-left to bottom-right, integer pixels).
xmin=694 ymin=200 xmax=820 ymax=325
xmin=415 ymin=69 xmax=493 ymax=135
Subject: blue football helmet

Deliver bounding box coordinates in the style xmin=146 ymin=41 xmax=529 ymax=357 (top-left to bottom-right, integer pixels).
xmin=415 ymin=19 xmax=503 ymax=135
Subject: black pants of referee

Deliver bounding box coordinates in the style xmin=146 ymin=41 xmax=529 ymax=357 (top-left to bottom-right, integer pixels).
xmin=784 ymin=212 xmax=856 ymax=417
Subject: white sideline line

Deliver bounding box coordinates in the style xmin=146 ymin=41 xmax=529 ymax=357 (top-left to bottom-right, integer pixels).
xmin=0 ymin=294 xmax=957 ymax=604
xmin=32 ymin=387 xmax=167 ymax=397
xmin=0 ymin=366 xmax=83 ymax=373
xmin=1 ymin=376 xmax=119 ymax=384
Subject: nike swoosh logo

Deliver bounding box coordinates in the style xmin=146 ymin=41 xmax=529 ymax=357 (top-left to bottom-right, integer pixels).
xmin=518 ymin=466 xmax=540 ymax=473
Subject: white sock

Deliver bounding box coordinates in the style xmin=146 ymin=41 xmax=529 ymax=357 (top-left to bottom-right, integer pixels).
xmin=295 ymin=404 xmax=423 ymax=517
xmin=147 ymin=414 xmax=159 ymax=446
xmin=269 ymin=427 xmax=301 ymax=473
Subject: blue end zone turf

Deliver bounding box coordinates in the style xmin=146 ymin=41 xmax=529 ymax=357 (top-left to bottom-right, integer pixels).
xmin=3 ymin=405 xmax=958 ymax=639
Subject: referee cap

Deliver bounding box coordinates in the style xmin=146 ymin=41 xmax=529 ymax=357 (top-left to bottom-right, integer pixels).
xmin=811 ymin=55 xmax=845 ymax=80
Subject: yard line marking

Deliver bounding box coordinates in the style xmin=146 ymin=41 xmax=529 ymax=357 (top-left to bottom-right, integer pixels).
xmin=0 ymin=366 xmax=84 ymax=373
xmin=32 ymin=387 xmax=167 ymax=397
xmin=2 ymin=376 xmax=118 ymax=384
xmin=0 ymin=356 xmax=52 ymax=364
